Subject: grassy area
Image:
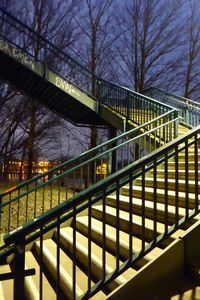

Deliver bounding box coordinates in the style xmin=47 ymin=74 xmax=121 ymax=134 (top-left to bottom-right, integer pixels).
xmin=0 ymin=180 xmax=73 ymax=234
xmin=0 ymin=180 xmax=19 ymax=194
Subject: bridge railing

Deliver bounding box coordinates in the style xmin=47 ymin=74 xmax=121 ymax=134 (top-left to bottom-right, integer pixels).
xmin=0 ymin=8 xmax=175 ymax=126
xmin=144 ymin=87 xmax=200 ymax=127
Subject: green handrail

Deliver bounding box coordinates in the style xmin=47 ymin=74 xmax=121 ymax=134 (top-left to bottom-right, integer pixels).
xmin=0 ymin=109 xmax=179 ymax=235
xmin=143 ymin=87 xmax=200 ymax=127
xmin=3 ymin=124 xmax=200 ymax=299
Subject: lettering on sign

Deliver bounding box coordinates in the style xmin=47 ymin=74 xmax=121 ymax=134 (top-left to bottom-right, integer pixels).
xmin=56 ymin=76 xmax=80 ymax=97
xmin=0 ymin=39 xmax=35 ymax=70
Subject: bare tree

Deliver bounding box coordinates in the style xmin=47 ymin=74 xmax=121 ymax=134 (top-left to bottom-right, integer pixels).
xmin=74 ymin=0 xmax=117 ymax=148
xmin=0 ymin=94 xmax=27 ymax=179
xmin=0 ymin=0 xmax=82 ymax=178
xmin=182 ymin=0 xmax=200 ymax=100
xmin=116 ymin=0 xmax=184 ymax=92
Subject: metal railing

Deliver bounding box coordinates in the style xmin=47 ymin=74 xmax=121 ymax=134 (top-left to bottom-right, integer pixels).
xmin=0 ymin=110 xmax=179 ymax=237
xmin=144 ymin=87 xmax=200 ymax=127
xmin=2 ymin=125 xmax=200 ymax=299
xmin=97 ymin=82 xmax=175 ymax=127
xmin=0 ymin=8 xmax=174 ymax=127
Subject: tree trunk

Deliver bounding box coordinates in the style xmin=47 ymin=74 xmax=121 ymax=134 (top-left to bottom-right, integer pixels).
xmin=27 ymin=101 xmax=36 ymax=178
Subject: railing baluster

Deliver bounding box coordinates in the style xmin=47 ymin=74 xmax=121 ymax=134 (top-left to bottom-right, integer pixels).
xmin=88 ymin=196 xmax=92 ymax=294
xmin=14 ymin=237 xmax=25 ymax=300
xmin=58 ymin=177 xmax=61 ymax=205
xmin=175 ymin=145 xmax=179 ymax=226
xmin=185 ymin=140 xmax=189 ymax=219
xmin=142 ymin=165 xmax=145 ymax=252
xmin=72 ymin=204 xmax=76 ymax=300
xmin=194 ymin=134 xmax=199 ymax=211
xmin=42 ymin=184 xmax=45 ymax=214
xmin=102 ymin=188 xmax=106 ymax=281
xmin=50 ymin=182 xmax=53 ymax=209
xmin=56 ymin=216 xmax=60 ymax=300
xmin=17 ymin=189 xmax=20 ymax=227
xmin=8 ymin=195 xmax=11 ymax=232
xmin=39 ymin=226 xmax=43 ymax=300
xmin=129 ymin=174 xmax=133 ymax=260
xmin=80 ymin=166 xmax=83 ymax=191
xmin=26 ymin=184 xmax=29 ymax=222
xmin=73 ymin=171 xmax=75 ymax=196
xmin=34 ymin=181 xmax=37 ymax=218
xmin=164 ymin=152 xmax=168 ymax=233
xmin=116 ymin=179 xmax=120 ymax=271
xmin=153 ymin=159 xmax=157 ymax=241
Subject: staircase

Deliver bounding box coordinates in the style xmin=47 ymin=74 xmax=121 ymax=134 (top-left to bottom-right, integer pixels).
xmin=0 ymin=8 xmax=200 ymax=300
xmin=0 ymin=125 xmax=200 ymax=299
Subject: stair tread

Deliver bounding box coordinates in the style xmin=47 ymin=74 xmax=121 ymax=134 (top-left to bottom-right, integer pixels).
xmin=137 ymin=177 xmax=199 ymax=185
xmin=92 ymin=205 xmax=185 ymax=241
xmin=93 ymin=205 xmax=165 ymax=235
xmin=135 ymin=177 xmax=200 ymax=193
xmin=107 ymin=194 xmax=187 ymax=217
xmin=25 ymin=251 xmax=56 ymax=300
xmin=153 ymin=169 xmax=198 ymax=174
xmin=76 ymin=216 xmax=163 ymax=262
xmin=59 ymin=226 xmax=137 ymax=284
xmin=150 ymin=169 xmax=200 ymax=180
xmin=0 ymin=264 xmax=13 ymax=300
xmin=169 ymin=275 xmax=200 ymax=299
xmin=35 ymin=239 xmax=84 ymax=298
xmin=167 ymin=162 xmax=200 ymax=169
xmin=178 ymin=152 xmax=200 ymax=156
xmin=171 ymin=289 xmax=200 ymax=300
xmin=122 ymin=185 xmax=199 ymax=201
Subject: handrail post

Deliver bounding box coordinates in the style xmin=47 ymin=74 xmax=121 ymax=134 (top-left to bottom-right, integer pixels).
xmin=13 ymin=237 xmax=26 ymax=300
xmin=174 ymin=111 xmax=179 ymax=138
xmin=108 ymin=127 xmax=117 ymax=174
xmin=127 ymin=96 xmax=130 ymax=121
xmin=185 ymin=99 xmax=190 ymax=124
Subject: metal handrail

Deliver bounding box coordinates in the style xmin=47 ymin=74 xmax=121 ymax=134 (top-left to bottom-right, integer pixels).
xmin=0 ymin=8 xmax=180 ymax=234
xmin=6 ymin=124 xmax=199 ymax=242
xmin=145 ymin=87 xmax=200 ymax=108
xmin=0 ymin=110 xmax=179 ymax=235
xmin=143 ymin=87 xmax=200 ymax=127
xmin=0 ymin=110 xmax=177 ymax=198
xmin=3 ymin=125 xmax=200 ymax=299
xmin=0 ymin=8 xmax=93 ymax=77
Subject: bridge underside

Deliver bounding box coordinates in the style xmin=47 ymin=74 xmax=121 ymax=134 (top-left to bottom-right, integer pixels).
xmin=0 ymin=49 xmax=106 ymax=127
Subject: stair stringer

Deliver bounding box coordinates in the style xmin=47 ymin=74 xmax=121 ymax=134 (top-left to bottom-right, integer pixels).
xmin=106 ymin=220 xmax=200 ymax=300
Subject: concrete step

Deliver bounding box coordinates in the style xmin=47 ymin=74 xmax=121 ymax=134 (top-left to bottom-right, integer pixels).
xmin=106 ymin=194 xmax=189 ymax=227
xmin=171 ymin=288 xmax=200 ymax=300
xmin=150 ymin=169 xmax=200 ymax=180
xmin=24 ymin=251 xmax=56 ymax=300
xmin=91 ymin=204 xmax=177 ymax=248
xmin=75 ymin=216 xmax=161 ymax=270
xmin=0 ymin=264 xmax=13 ymax=300
xmin=167 ymin=161 xmax=200 ymax=170
xmin=58 ymin=226 xmax=136 ymax=292
xmin=34 ymin=239 xmax=85 ymax=299
xmin=121 ymin=185 xmax=198 ymax=209
xmin=136 ymin=177 xmax=200 ymax=193
xmin=177 ymin=153 xmax=200 ymax=161
xmin=169 ymin=275 xmax=200 ymax=299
